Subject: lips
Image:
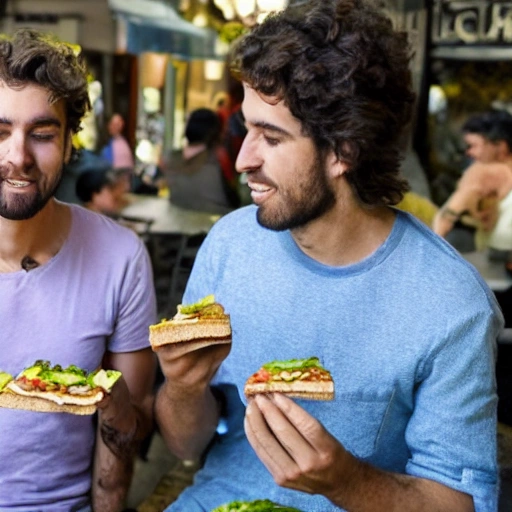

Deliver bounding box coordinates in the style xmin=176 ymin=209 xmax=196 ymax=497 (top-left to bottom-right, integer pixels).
xmin=248 ymin=180 xmax=275 ymax=204
xmin=248 ymin=182 xmax=272 ymax=193
xmin=3 ymin=178 xmax=33 ymax=188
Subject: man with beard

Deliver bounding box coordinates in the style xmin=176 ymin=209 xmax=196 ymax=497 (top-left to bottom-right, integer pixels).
xmin=0 ymin=30 xmax=156 ymax=511
xmin=155 ymin=1 xmax=501 ymax=511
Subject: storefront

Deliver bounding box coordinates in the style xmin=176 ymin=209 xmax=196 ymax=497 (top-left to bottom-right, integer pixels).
xmin=418 ymin=0 xmax=512 ymax=204
xmin=109 ymin=0 xmax=228 ymax=188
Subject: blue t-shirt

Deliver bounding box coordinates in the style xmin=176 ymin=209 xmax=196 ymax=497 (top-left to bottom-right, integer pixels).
xmin=169 ymin=206 xmax=502 ymax=512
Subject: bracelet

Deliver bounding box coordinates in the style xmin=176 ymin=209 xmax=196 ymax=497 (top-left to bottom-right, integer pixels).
xmin=440 ymin=207 xmax=462 ymax=221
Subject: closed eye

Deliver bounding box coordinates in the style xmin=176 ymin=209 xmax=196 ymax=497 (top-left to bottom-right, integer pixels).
xmin=32 ymin=132 xmax=56 ymax=141
xmin=264 ymin=135 xmax=280 ymax=147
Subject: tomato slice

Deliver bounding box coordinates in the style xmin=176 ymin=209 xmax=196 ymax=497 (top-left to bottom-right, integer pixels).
xmin=253 ymin=369 xmax=271 ymax=383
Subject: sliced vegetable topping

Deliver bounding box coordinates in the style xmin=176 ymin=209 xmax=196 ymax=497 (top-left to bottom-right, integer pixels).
xmin=262 ymin=357 xmax=325 ymax=372
xmin=3 ymin=361 xmax=122 ymax=394
xmin=211 ymin=499 xmax=303 ymax=512
xmin=0 ymin=372 xmax=13 ymax=391
xmin=177 ymin=294 xmax=216 ymax=315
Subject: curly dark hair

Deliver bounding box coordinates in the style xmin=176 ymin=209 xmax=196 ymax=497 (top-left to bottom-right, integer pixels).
xmin=0 ymin=29 xmax=90 ymax=134
xmin=462 ymin=109 xmax=512 ymax=152
xmin=230 ymin=0 xmax=416 ymax=206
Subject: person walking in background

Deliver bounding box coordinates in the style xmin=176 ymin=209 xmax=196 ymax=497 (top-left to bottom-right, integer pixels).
xmin=154 ymin=1 xmax=501 ymax=511
xmin=433 ymin=109 xmax=512 ymax=252
xmin=164 ymin=108 xmax=239 ymax=215
xmin=101 ymin=112 xmax=135 ymax=170
xmin=0 ymin=29 xmax=156 ymax=511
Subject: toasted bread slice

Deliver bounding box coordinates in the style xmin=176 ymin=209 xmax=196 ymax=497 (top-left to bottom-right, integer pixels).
xmin=149 ymin=317 xmax=231 ymax=348
xmin=0 ymin=389 xmax=99 ymax=415
xmin=244 ymin=380 xmax=334 ymax=401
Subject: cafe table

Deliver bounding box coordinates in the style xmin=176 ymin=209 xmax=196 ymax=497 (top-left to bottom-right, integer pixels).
xmin=120 ymin=194 xmax=221 ymax=236
xmin=120 ymin=194 xmax=222 ymax=309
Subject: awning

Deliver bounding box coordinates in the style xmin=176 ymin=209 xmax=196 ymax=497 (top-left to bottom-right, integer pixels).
xmin=109 ymin=0 xmax=221 ymax=60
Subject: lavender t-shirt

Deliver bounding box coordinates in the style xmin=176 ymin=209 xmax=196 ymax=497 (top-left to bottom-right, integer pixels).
xmin=0 ymin=204 xmax=156 ymax=511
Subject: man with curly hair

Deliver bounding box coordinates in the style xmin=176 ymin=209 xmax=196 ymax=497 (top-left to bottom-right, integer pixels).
xmin=0 ymin=30 xmax=156 ymax=511
xmin=155 ymin=1 xmax=501 ymax=510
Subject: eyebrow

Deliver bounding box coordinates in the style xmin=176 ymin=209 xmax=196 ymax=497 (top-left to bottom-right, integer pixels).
xmin=247 ymin=120 xmax=293 ymax=139
xmin=0 ymin=116 xmax=62 ymax=128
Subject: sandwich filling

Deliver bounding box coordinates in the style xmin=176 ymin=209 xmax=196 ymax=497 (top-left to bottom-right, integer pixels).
xmin=149 ymin=295 xmax=232 ymax=348
xmin=244 ymin=357 xmax=334 ymax=400
xmin=211 ymin=499 xmax=303 ymax=512
xmin=0 ymin=360 xmax=121 ymax=406
xmin=151 ymin=294 xmax=229 ymax=328
xmin=246 ymin=357 xmax=332 ymax=385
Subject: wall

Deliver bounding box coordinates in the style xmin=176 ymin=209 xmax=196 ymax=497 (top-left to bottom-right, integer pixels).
xmin=1 ymin=0 xmax=116 ymax=53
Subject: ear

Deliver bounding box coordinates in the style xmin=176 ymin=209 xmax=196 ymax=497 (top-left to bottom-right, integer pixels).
xmin=326 ymin=150 xmax=349 ymax=179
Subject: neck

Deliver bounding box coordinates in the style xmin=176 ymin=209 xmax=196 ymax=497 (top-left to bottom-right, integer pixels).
xmin=183 ymin=144 xmax=207 ymax=160
xmin=290 ymin=188 xmax=395 ymax=266
xmin=0 ymin=199 xmax=71 ymax=272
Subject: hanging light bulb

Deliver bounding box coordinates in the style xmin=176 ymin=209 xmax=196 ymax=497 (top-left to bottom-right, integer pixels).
xmin=257 ymin=0 xmax=287 ymax=12
xmin=234 ymin=0 xmax=257 ymax=18
xmin=214 ymin=0 xmax=236 ymax=20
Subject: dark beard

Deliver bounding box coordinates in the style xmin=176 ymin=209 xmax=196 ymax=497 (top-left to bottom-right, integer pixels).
xmin=256 ymin=153 xmax=336 ymax=231
xmin=0 ymin=168 xmax=64 ymax=221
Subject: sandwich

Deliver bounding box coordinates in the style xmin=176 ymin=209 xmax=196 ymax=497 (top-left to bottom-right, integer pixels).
xmin=0 ymin=360 xmax=122 ymax=415
xmin=244 ymin=357 xmax=334 ymax=401
xmin=149 ymin=294 xmax=231 ymax=353
xmin=211 ymin=499 xmax=303 ymax=512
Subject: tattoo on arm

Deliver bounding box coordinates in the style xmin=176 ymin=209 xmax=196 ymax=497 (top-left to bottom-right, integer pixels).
xmin=100 ymin=419 xmax=139 ymax=461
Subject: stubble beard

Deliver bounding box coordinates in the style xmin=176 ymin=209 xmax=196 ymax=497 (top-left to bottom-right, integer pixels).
xmin=256 ymin=153 xmax=336 ymax=231
xmin=0 ymin=167 xmax=64 ymax=221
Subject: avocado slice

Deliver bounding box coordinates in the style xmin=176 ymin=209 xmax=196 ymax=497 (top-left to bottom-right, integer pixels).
xmin=0 ymin=372 xmax=13 ymax=391
xmin=89 ymin=369 xmax=122 ymax=392
xmin=40 ymin=370 xmax=87 ymax=387
xmin=177 ymin=294 xmax=216 ymax=315
xmin=19 ymin=360 xmax=50 ymax=380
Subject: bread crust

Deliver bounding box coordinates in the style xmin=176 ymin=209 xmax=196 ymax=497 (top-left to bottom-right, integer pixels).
xmin=0 ymin=389 xmax=98 ymax=415
xmin=149 ymin=317 xmax=232 ymax=349
xmin=244 ymin=380 xmax=334 ymax=401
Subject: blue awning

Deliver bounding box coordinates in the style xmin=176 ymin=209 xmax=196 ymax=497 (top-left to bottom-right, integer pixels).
xmin=109 ymin=0 xmax=221 ymax=60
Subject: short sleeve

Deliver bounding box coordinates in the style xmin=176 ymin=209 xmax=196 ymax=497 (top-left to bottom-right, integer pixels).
xmin=405 ymin=308 xmax=501 ymax=512
xmin=108 ymin=239 xmax=157 ymax=352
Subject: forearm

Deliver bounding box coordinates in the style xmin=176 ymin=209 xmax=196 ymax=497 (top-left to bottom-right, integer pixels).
xmin=155 ymin=380 xmax=220 ymax=460
xmin=92 ymin=434 xmax=134 ymax=512
xmin=92 ymin=394 xmax=154 ymax=510
xmin=99 ymin=393 xmax=154 ymax=459
xmin=327 ymin=454 xmax=474 ymax=512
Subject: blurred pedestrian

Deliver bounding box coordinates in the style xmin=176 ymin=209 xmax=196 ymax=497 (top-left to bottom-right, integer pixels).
xmin=165 ymin=108 xmax=238 ymax=215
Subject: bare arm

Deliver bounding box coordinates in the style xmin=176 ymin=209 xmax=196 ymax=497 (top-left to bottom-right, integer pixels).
xmin=155 ymin=343 xmax=231 ymax=460
xmin=92 ymin=348 xmax=156 ymax=512
xmin=432 ymin=187 xmax=481 ymax=237
xmin=246 ymin=394 xmax=474 ymax=512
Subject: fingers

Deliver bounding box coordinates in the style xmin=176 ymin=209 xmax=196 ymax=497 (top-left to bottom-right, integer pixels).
xmin=245 ymin=396 xmax=298 ymax=486
xmin=267 ymin=393 xmax=333 ymax=453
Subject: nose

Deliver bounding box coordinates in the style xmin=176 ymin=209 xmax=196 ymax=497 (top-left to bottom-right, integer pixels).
xmin=3 ymin=131 xmax=34 ymax=171
xmin=235 ymin=132 xmax=262 ymax=174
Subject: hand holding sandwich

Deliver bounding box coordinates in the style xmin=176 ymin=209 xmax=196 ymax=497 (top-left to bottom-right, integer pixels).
xmin=245 ymin=393 xmax=350 ymax=498
xmin=156 ymin=344 xmax=231 ymax=461
xmin=245 ymin=394 xmax=473 ymax=511
xmin=155 ymin=295 xmax=232 ymax=461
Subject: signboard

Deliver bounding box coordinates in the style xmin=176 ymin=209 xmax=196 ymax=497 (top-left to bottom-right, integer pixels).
xmin=432 ymin=0 xmax=512 ymax=45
